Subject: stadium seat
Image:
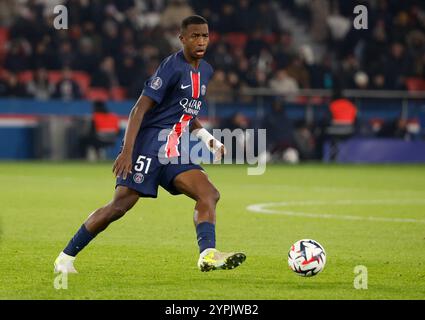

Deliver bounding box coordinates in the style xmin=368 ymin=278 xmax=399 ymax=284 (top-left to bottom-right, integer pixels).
xmin=48 ymin=71 xmax=62 ymax=84
xmin=263 ymin=33 xmax=277 ymax=45
xmin=224 ymin=32 xmax=248 ymax=49
xmin=85 ymin=87 xmax=110 ymax=101
xmin=0 ymin=68 xmax=9 ymax=80
xmin=405 ymin=77 xmax=425 ymax=91
xmin=295 ymin=96 xmax=308 ymax=104
xmin=110 ymin=86 xmax=127 ymax=101
xmin=0 ymin=28 xmax=9 ymax=63
xmin=209 ymin=31 xmax=220 ymax=44
xmin=72 ymin=71 xmax=91 ymax=95
xmin=48 ymin=70 xmax=90 ymax=95
xmin=17 ymin=70 xmax=33 ymax=83
xmin=0 ymin=28 xmax=9 ymax=43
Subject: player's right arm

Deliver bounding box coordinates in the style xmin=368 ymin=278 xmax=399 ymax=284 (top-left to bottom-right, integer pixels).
xmin=113 ymin=55 xmax=177 ymax=178
xmin=113 ymin=95 xmax=156 ymax=179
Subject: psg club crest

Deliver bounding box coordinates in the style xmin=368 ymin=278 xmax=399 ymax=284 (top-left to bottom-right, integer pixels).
xmin=133 ymin=173 xmax=144 ymax=184
xmin=201 ymin=84 xmax=206 ymax=96
xmin=150 ymin=77 xmax=162 ymax=90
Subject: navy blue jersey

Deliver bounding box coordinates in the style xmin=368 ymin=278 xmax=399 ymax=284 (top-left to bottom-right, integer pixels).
xmin=139 ymin=50 xmax=214 ymax=158
xmin=116 ymin=50 xmax=212 ymax=197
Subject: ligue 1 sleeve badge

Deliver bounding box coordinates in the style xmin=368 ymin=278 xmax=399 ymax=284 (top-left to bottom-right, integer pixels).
xmin=133 ymin=173 xmax=144 ymax=184
xmin=201 ymin=84 xmax=206 ymax=96
xmin=150 ymin=77 xmax=163 ymax=90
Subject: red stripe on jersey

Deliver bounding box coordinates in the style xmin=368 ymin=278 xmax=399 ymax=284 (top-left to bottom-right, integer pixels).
xmin=165 ymin=114 xmax=193 ymax=158
xmin=191 ymin=71 xmax=200 ymax=99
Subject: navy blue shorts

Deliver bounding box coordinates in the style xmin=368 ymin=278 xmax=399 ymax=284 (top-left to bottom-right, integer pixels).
xmin=116 ymin=128 xmax=203 ymax=198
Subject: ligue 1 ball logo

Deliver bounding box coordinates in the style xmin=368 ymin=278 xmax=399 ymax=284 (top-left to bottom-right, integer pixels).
xmin=201 ymin=84 xmax=206 ymax=96
xmin=133 ymin=173 xmax=144 ymax=184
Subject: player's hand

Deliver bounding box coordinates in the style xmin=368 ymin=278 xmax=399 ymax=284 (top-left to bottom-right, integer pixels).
xmin=113 ymin=151 xmax=133 ymax=180
xmin=209 ymin=139 xmax=226 ymax=162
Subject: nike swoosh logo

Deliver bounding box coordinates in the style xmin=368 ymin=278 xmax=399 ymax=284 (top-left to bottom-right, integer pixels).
xmin=181 ymin=84 xmax=191 ymax=89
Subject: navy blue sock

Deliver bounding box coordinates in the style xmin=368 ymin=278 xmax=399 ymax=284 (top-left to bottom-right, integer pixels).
xmin=196 ymin=222 xmax=216 ymax=253
xmin=63 ymin=224 xmax=95 ymax=257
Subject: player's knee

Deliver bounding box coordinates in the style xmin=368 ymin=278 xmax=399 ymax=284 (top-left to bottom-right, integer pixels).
xmin=109 ymin=202 xmax=130 ymax=220
xmin=211 ymin=188 xmax=220 ymax=203
xmin=201 ymin=187 xmax=220 ymax=205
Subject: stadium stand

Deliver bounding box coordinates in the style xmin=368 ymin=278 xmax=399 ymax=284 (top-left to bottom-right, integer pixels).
xmin=0 ymin=0 xmax=423 ymax=100
xmin=0 ymin=0 xmax=424 ymax=161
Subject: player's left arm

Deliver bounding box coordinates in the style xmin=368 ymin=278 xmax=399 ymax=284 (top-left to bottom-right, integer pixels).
xmin=190 ymin=118 xmax=226 ymax=161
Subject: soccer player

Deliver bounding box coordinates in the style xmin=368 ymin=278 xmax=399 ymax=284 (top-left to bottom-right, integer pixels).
xmin=54 ymin=15 xmax=246 ymax=273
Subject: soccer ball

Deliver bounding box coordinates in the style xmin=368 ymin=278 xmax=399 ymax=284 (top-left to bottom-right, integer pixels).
xmin=288 ymin=239 xmax=326 ymax=277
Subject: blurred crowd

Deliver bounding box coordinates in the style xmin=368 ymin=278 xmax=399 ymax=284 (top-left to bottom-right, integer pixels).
xmin=0 ymin=0 xmax=424 ymax=162
xmin=0 ymin=0 xmax=284 ymax=101
xmin=284 ymin=0 xmax=425 ymax=91
xmin=0 ymin=0 xmax=424 ymax=102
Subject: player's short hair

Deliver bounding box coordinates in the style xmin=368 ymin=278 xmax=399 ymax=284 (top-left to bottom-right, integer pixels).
xmin=181 ymin=15 xmax=208 ymax=31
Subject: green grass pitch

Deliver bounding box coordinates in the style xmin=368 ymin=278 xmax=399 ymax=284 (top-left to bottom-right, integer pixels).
xmin=1 ymin=162 xmax=425 ymax=299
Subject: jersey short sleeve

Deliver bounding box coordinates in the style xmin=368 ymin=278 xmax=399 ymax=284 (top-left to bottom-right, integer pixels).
xmin=207 ymin=63 xmax=214 ymax=81
xmin=142 ymin=56 xmax=180 ymax=105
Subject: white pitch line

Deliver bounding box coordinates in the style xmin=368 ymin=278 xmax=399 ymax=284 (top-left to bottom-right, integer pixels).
xmin=246 ymin=200 xmax=425 ymax=224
